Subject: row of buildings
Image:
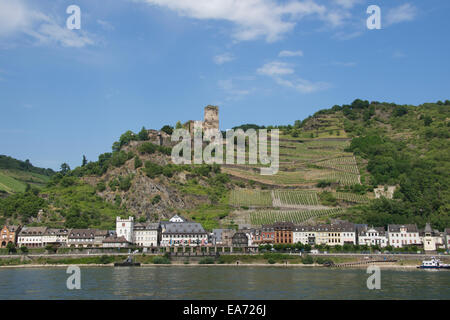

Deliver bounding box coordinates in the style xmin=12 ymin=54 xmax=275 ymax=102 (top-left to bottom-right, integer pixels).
xmin=1 ymin=215 xmax=449 ymax=252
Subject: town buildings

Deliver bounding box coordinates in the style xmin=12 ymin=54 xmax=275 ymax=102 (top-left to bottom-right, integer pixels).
xmin=4 ymin=216 xmax=449 ymax=251
xmin=1 ymin=225 xmax=21 ymax=248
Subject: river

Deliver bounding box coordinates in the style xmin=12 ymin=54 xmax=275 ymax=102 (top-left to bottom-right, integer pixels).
xmin=0 ymin=266 xmax=448 ymax=299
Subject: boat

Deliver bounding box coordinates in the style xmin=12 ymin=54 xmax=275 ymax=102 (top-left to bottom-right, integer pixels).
xmin=114 ymin=256 xmax=141 ymax=267
xmin=417 ymin=257 xmax=450 ymax=269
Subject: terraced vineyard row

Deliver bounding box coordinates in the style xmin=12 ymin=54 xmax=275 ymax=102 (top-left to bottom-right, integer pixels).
xmin=315 ymin=157 xmax=359 ymax=174
xmin=324 ymin=171 xmax=360 ymax=185
xmin=334 ymin=192 xmax=370 ymax=204
xmin=250 ymin=208 xmax=345 ymax=225
xmin=230 ymin=189 xmax=273 ymax=207
xmin=273 ymin=190 xmax=319 ymax=206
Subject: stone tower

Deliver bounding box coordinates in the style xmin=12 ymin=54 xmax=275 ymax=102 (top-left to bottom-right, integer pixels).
xmin=116 ymin=216 xmax=134 ymax=243
xmin=203 ymin=105 xmax=219 ymax=132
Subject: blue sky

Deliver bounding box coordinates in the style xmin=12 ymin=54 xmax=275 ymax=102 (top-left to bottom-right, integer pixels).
xmin=0 ymin=0 xmax=449 ymax=170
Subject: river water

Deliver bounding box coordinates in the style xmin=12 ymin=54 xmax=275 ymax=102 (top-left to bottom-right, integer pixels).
xmin=0 ymin=266 xmax=448 ymax=299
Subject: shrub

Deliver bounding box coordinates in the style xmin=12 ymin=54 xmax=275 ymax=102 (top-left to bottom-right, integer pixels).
xmin=302 ymin=255 xmax=314 ymax=264
xmin=153 ymin=256 xmax=171 ymax=264
xmin=198 ymin=257 xmax=215 ymax=264
xmin=268 ymin=258 xmax=276 ymax=264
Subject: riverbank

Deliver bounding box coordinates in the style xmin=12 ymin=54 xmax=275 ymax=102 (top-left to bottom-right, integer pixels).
xmin=1 ymin=253 xmax=447 ymax=269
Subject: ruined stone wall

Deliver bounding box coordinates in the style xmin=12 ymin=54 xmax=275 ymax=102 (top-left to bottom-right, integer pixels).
xmin=203 ymin=105 xmax=219 ymax=131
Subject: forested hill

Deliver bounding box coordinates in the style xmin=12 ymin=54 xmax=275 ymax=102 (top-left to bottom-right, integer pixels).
xmin=0 ymin=155 xmax=55 ymax=195
xmin=297 ymin=100 xmax=450 ymax=229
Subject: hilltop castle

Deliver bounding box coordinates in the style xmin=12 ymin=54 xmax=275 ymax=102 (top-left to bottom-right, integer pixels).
xmin=184 ymin=105 xmax=219 ymax=135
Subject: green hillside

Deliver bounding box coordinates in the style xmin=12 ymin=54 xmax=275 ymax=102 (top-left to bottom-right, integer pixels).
xmin=0 ymin=100 xmax=448 ymax=231
xmin=0 ymin=156 xmax=55 ymax=194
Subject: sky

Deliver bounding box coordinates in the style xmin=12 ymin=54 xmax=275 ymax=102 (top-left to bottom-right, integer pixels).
xmin=0 ymin=0 xmax=449 ymax=170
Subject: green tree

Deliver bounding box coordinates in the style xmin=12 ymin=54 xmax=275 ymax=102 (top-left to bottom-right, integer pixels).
xmin=161 ymin=125 xmax=174 ymax=135
xmin=138 ymin=127 xmax=149 ymax=141
xmin=82 ymin=155 xmax=87 ymax=167
xmin=6 ymin=242 xmax=16 ymax=254
xmin=60 ymin=163 xmax=71 ymax=175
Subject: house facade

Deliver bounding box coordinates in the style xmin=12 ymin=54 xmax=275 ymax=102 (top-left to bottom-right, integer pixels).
xmin=387 ymin=224 xmax=421 ymax=248
xmin=67 ymin=229 xmax=96 ymax=248
xmin=358 ymin=226 xmax=388 ymax=248
xmin=133 ymin=223 xmax=160 ymax=247
xmin=102 ymin=236 xmax=130 ymax=248
xmin=17 ymin=227 xmax=47 ymax=247
xmin=421 ymin=223 xmax=443 ymax=252
xmin=273 ymin=222 xmax=294 ymax=244
xmin=232 ymin=231 xmax=249 ymax=247
xmin=42 ymin=228 xmax=69 ymax=247
xmin=1 ymin=225 xmax=21 ymax=248
xmin=160 ymin=215 xmax=208 ymax=247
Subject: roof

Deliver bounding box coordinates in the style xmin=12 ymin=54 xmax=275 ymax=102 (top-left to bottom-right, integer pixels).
xmin=358 ymin=226 xmax=386 ymax=236
xmin=44 ymin=228 xmax=68 ymax=236
xmin=68 ymin=229 xmax=96 ymax=239
xmin=95 ymin=229 xmax=109 ymax=236
xmin=162 ymin=222 xmax=206 ymax=234
xmin=424 ymin=223 xmax=433 ymax=233
xmin=19 ymin=227 xmax=47 ymax=236
xmin=103 ymin=236 xmax=129 ymax=244
xmin=388 ymin=224 xmax=418 ymax=233
xmin=134 ymin=222 xmax=160 ymax=230
xmin=295 ymin=222 xmax=355 ymax=233
xmin=3 ymin=225 xmax=20 ymax=232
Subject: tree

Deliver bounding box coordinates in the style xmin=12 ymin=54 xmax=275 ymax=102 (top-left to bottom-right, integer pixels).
xmin=60 ymin=163 xmax=71 ymax=175
xmin=6 ymin=242 xmax=16 ymax=254
xmin=82 ymin=155 xmax=87 ymax=167
xmin=138 ymin=127 xmax=149 ymax=141
xmin=175 ymin=121 xmax=183 ymax=129
xmin=161 ymin=125 xmax=174 ymax=135
xmin=20 ymin=245 xmax=28 ymax=253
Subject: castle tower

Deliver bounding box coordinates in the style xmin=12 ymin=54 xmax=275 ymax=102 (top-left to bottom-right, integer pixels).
xmin=203 ymin=105 xmax=219 ymax=132
xmin=116 ymin=216 xmax=134 ymax=243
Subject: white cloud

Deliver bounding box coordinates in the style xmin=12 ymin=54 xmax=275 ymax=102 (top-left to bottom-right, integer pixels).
xmin=0 ymin=0 xmax=95 ymax=48
xmin=141 ymin=0 xmax=326 ymax=42
xmin=278 ymin=50 xmax=303 ymax=57
xmin=218 ymin=79 xmax=251 ymax=101
xmin=257 ymin=61 xmax=294 ymax=76
xmin=274 ymin=77 xmax=330 ymax=93
xmin=386 ymin=3 xmax=417 ymax=26
xmin=97 ymin=19 xmax=115 ymax=31
xmin=213 ymin=53 xmax=235 ymax=65
xmin=257 ymin=61 xmax=329 ymax=94
xmin=333 ymin=0 xmax=362 ymax=9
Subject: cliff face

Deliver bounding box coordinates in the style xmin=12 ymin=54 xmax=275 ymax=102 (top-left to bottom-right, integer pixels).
xmin=81 ymin=141 xmax=210 ymax=221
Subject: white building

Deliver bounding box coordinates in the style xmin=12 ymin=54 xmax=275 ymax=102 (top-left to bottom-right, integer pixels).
xmin=446 ymin=229 xmax=450 ymax=250
xmin=17 ymin=227 xmax=47 ymax=247
xmin=387 ymin=224 xmax=421 ymax=248
xmin=67 ymin=229 xmax=96 ymax=248
xmin=293 ymin=222 xmax=356 ymax=246
xmin=160 ymin=215 xmax=208 ymax=247
xmin=293 ymin=226 xmax=316 ymax=245
xmin=358 ymin=226 xmax=388 ymax=248
xmin=133 ymin=223 xmax=160 ymax=247
xmin=421 ymin=223 xmax=444 ymax=252
xmin=116 ymin=216 xmax=134 ymax=243
xmin=42 ymin=228 xmax=69 ymax=247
